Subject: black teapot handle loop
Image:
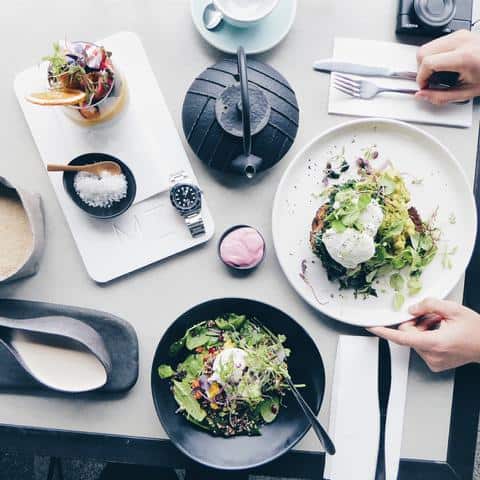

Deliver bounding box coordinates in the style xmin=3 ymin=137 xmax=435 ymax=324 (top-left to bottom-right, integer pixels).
xmin=237 ymin=46 xmax=252 ymax=157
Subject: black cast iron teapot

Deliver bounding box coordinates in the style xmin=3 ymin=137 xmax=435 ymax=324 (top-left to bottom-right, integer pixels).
xmin=182 ymin=47 xmax=299 ymax=178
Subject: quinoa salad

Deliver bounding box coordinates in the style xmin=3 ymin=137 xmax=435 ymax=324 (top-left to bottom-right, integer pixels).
xmin=158 ymin=314 xmax=293 ymax=437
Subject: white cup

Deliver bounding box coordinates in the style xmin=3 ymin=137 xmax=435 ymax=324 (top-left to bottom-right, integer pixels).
xmin=213 ymin=0 xmax=279 ymax=28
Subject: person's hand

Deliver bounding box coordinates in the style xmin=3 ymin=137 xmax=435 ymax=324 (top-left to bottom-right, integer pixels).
xmin=368 ymin=298 xmax=480 ymax=372
xmin=415 ymin=30 xmax=480 ymax=104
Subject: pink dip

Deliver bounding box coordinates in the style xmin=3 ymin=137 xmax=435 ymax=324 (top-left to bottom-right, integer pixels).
xmin=220 ymin=227 xmax=265 ymax=268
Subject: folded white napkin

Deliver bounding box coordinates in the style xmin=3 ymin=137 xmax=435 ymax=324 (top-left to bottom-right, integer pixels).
xmin=324 ymin=336 xmax=410 ymax=480
xmin=328 ymin=37 xmax=473 ymax=128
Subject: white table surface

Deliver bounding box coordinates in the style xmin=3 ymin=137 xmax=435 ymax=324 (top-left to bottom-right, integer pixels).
xmin=0 ymin=0 xmax=478 ymax=462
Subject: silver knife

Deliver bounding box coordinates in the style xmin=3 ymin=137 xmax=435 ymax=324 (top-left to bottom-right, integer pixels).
xmin=313 ymin=59 xmax=417 ymax=81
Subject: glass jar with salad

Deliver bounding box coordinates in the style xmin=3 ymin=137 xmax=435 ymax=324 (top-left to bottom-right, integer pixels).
xmin=27 ymin=41 xmax=127 ymax=125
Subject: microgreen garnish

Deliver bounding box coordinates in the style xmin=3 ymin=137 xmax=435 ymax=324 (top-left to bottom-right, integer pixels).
xmin=393 ymin=292 xmax=405 ymax=311
xmin=407 ymin=275 xmax=422 ymax=296
xmin=411 ymin=177 xmax=424 ymax=185
xmin=299 ymin=259 xmax=329 ymax=305
xmin=390 ymin=273 xmax=405 ymax=291
xmin=356 ymin=146 xmax=378 ymax=174
xmin=322 ymin=147 xmax=350 ymax=185
xmin=442 ymin=245 xmax=458 ymax=269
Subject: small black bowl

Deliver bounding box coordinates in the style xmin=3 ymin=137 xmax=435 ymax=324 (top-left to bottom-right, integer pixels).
xmin=151 ymin=298 xmax=325 ymax=470
xmin=63 ymin=153 xmax=136 ymax=219
xmin=217 ymin=225 xmax=266 ymax=273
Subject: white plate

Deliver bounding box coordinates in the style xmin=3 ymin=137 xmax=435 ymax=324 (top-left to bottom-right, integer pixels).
xmin=272 ymin=119 xmax=477 ymax=327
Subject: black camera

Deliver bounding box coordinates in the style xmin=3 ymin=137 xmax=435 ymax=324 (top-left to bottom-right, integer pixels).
xmin=396 ymin=0 xmax=473 ymax=38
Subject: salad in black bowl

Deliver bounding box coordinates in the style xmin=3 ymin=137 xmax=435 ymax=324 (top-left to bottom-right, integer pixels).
xmin=151 ymin=298 xmax=325 ymax=470
xmin=158 ymin=314 xmax=292 ymax=437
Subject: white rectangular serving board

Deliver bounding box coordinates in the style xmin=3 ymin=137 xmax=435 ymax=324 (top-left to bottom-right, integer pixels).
xmin=14 ymin=31 xmax=214 ymax=283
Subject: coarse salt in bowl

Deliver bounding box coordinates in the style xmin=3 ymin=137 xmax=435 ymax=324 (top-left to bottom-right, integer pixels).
xmin=62 ymin=153 xmax=136 ymax=219
xmin=74 ymin=171 xmax=128 ymax=208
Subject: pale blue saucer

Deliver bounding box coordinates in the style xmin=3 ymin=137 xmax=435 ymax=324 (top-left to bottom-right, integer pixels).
xmin=191 ymin=0 xmax=297 ymax=55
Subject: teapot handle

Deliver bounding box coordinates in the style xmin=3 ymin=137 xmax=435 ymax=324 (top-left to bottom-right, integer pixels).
xmin=237 ymin=46 xmax=252 ymax=157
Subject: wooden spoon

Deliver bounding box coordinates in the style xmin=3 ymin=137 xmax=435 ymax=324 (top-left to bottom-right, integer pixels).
xmin=47 ymin=161 xmax=122 ymax=176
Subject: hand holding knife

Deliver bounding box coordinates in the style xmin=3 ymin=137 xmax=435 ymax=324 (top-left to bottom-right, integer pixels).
xmin=313 ymin=59 xmax=461 ymax=89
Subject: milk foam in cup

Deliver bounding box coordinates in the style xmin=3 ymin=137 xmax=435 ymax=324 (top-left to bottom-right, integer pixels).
xmin=213 ymin=0 xmax=279 ymax=27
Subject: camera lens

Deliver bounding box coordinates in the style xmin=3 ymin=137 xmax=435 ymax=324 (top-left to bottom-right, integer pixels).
xmin=413 ymin=0 xmax=456 ymax=27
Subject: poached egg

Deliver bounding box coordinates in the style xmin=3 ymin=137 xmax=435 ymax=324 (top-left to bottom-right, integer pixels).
xmin=358 ymin=200 xmax=383 ymax=237
xmin=322 ymin=197 xmax=384 ymax=269
xmin=323 ymin=227 xmax=376 ymax=269
xmin=210 ymin=347 xmax=247 ymax=385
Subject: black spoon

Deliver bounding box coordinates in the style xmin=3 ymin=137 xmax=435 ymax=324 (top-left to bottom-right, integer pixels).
xmin=286 ymin=376 xmax=336 ymax=455
xmin=250 ymin=318 xmax=336 ymax=455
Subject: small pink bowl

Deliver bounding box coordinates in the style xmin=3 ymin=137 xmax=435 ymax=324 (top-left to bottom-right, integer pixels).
xmin=218 ymin=224 xmax=266 ymax=273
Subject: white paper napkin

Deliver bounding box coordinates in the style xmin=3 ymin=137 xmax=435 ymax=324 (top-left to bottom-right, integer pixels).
xmin=324 ymin=336 xmax=410 ymax=480
xmin=328 ymin=37 xmax=473 ymax=128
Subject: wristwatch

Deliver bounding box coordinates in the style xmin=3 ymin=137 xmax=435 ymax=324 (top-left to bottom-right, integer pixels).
xmin=169 ymin=171 xmax=206 ymax=238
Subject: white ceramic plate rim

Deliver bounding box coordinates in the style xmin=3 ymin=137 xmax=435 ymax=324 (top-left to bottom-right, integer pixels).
xmin=272 ymin=118 xmax=477 ymax=327
xmin=190 ymin=0 xmax=297 ymax=55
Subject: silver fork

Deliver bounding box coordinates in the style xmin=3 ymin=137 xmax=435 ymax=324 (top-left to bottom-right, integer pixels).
xmin=333 ymin=73 xmax=417 ymax=99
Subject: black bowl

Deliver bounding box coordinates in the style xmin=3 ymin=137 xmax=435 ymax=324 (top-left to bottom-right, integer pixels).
xmin=63 ymin=153 xmax=136 ymax=219
xmin=150 ymin=298 xmax=325 ymax=471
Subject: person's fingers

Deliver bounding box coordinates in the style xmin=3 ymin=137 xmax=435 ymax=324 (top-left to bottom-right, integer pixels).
xmin=416 ymin=30 xmax=472 ymax=66
xmin=398 ymin=314 xmax=439 ymax=332
xmin=415 ymin=313 xmax=443 ymax=330
xmin=408 ymin=297 xmax=461 ymax=318
xmin=416 ymin=85 xmax=479 ymax=105
xmin=416 ymin=50 xmax=468 ymax=88
xmin=419 ymin=352 xmax=450 ymax=372
xmin=367 ymin=326 xmax=437 ymax=349
xmin=398 ymin=320 xmax=417 ymax=331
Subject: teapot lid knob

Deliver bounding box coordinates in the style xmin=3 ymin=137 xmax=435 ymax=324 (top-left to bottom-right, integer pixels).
xmin=215 ymin=48 xmax=271 ymax=138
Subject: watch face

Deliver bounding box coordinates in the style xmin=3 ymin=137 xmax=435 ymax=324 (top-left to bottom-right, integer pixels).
xmin=170 ymin=183 xmax=201 ymax=212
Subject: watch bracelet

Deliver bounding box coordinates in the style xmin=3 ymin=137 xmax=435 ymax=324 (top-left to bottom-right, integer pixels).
xmin=185 ymin=211 xmax=206 ymax=237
